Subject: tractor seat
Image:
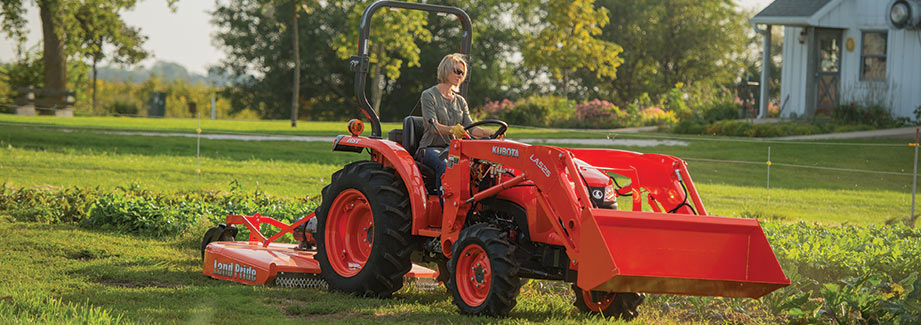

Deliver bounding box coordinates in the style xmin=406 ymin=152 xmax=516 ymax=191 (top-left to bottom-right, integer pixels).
xmin=402 ymin=116 xmax=438 ymax=194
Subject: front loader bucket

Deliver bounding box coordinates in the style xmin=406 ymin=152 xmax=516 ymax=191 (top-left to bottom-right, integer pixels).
xmin=577 ymin=209 xmax=789 ymax=298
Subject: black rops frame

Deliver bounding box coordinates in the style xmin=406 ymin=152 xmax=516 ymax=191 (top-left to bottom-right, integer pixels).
xmin=349 ymin=1 xmax=473 ymax=138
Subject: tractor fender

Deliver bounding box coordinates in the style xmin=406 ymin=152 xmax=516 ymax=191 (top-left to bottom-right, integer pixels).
xmin=332 ymin=135 xmax=428 ymax=233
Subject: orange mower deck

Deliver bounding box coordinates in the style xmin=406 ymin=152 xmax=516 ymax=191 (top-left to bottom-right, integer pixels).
xmin=202 ymin=214 xmax=437 ymax=286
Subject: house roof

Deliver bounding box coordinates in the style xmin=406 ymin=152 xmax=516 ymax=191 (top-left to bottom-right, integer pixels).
xmin=750 ymin=0 xmax=840 ymax=26
xmin=755 ymin=0 xmax=832 ymax=17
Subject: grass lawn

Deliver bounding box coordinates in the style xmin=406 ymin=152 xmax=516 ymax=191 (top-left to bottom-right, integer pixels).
xmin=2 ymin=122 xmax=915 ymax=225
xmin=0 ymin=113 xmax=609 ymax=139
xmin=2 ymin=120 xmax=919 ymax=323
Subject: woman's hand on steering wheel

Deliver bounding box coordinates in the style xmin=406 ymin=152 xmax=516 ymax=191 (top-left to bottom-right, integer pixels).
xmin=464 ymin=120 xmax=509 ymax=140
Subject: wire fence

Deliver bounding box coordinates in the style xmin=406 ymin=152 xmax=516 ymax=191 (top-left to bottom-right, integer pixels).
xmin=2 ymin=114 xmax=918 ymax=225
xmin=598 ymin=129 xmax=920 ymax=224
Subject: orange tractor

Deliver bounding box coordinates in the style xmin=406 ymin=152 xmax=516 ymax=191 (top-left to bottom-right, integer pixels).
xmin=202 ymin=1 xmax=789 ymax=319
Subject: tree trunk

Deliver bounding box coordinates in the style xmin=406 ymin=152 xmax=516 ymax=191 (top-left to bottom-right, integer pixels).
xmin=562 ymin=69 xmax=569 ymax=99
xmin=92 ymin=58 xmax=97 ymax=113
xmin=370 ymin=44 xmax=384 ymax=116
xmin=39 ymin=0 xmax=67 ymax=93
xmin=290 ymin=0 xmax=300 ymax=127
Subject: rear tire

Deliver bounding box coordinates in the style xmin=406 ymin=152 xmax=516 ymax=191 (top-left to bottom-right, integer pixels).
xmin=572 ymin=284 xmax=644 ymax=320
xmin=448 ymin=223 xmax=521 ymax=316
xmin=315 ymin=161 xmax=413 ymax=297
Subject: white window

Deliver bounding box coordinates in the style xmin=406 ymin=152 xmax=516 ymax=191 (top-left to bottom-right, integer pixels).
xmin=860 ymin=31 xmax=887 ymax=81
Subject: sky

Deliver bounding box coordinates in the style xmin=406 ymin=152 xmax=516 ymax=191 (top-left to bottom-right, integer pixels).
xmin=0 ymin=0 xmax=774 ymax=75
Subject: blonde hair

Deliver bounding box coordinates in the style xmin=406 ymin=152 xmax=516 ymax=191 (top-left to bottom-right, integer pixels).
xmin=436 ymin=53 xmax=467 ymax=90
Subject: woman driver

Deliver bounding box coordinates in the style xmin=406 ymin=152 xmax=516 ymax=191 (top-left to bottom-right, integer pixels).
xmin=419 ymin=53 xmax=492 ymax=193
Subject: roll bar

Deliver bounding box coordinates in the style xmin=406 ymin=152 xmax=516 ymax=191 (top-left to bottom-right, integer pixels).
xmin=348 ymin=1 xmax=473 ymax=138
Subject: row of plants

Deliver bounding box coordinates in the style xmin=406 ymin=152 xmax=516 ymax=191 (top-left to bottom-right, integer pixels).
xmin=674 ymin=102 xmax=912 ymax=137
xmin=642 ymin=221 xmax=921 ymax=324
xmin=477 ymin=95 xmax=679 ymax=129
xmin=2 ymin=184 xmax=919 ymax=322
xmin=475 ymin=83 xmax=768 ymax=130
xmin=476 ymin=80 xmax=915 ymax=137
xmin=0 ymin=181 xmax=315 ymax=237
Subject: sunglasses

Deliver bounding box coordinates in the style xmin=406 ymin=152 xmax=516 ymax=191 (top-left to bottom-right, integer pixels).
xmin=453 ymin=68 xmax=466 ymax=76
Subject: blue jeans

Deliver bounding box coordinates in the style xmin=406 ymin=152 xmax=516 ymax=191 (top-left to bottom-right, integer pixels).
xmin=421 ymin=147 xmax=447 ymax=193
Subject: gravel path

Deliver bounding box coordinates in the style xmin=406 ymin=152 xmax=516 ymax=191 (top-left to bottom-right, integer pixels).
xmin=53 ymin=128 xmax=689 ymax=147
xmin=776 ymin=126 xmax=919 ymax=140
xmin=42 ymin=124 xmax=921 ymax=145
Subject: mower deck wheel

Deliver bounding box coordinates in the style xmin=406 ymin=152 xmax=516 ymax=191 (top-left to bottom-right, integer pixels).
xmin=200 ymin=224 xmax=237 ymax=260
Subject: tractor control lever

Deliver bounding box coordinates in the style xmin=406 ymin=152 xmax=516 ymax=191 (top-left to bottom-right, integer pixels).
xmin=428 ymin=118 xmax=452 ymax=160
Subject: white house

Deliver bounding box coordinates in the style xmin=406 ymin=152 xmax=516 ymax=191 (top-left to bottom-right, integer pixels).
xmin=751 ymin=0 xmax=921 ymax=118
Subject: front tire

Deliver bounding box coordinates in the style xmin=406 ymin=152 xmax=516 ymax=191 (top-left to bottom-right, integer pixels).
xmin=572 ymin=284 xmax=645 ymax=320
xmin=448 ymin=223 xmax=521 ymax=316
xmin=315 ymin=161 xmax=413 ymax=297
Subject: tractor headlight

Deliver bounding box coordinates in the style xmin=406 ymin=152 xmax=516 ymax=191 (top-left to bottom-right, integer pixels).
xmin=589 ymin=184 xmax=618 ymax=209
xmin=604 ymin=183 xmax=617 ymax=202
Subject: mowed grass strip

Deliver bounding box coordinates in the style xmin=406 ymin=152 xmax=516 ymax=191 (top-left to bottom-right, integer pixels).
xmin=2 ymin=124 xmax=915 ymax=225
xmin=0 ymin=114 xmax=608 ymax=139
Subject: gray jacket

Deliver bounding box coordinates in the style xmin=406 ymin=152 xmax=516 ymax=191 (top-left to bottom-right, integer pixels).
xmin=419 ymin=86 xmax=473 ymax=149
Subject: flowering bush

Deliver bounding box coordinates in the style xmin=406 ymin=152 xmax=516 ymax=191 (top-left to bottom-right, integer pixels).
xmin=638 ymin=106 xmax=678 ymax=126
xmin=481 ymin=99 xmax=514 ymax=117
xmin=575 ymin=99 xmax=622 ymax=122
xmin=768 ymin=102 xmax=780 ymax=117
xmin=477 ymin=96 xmax=574 ymax=127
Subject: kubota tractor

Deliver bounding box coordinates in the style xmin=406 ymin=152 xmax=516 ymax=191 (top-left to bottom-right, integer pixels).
xmin=202 ymin=1 xmax=789 ymax=319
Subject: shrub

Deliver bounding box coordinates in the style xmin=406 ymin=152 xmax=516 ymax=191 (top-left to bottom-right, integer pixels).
xmin=639 ymin=106 xmax=678 ymax=126
xmin=672 ymin=119 xmax=708 ymax=135
xmin=0 ymin=182 xmax=317 ymax=237
xmin=700 ymin=100 xmax=739 ymax=123
xmin=662 ymin=83 xmax=692 ymax=120
xmin=109 ymin=100 xmax=139 ymax=116
xmin=574 ymin=99 xmax=626 ymax=128
xmin=675 ymin=101 xmax=909 ymax=137
xmin=481 ymin=99 xmax=514 ymax=117
xmin=480 ymin=95 xmax=574 ymax=127
xmin=833 ymin=102 xmax=898 ymax=128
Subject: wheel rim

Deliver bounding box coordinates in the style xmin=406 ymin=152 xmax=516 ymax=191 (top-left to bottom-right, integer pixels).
xmin=326 ymin=189 xmax=373 ymax=277
xmin=581 ymin=289 xmax=616 ymax=312
xmin=456 ymin=244 xmax=491 ymax=307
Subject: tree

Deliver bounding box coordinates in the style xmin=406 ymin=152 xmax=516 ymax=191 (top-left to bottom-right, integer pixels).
xmin=333 ymin=0 xmax=431 ymax=115
xmin=521 ymin=0 xmax=622 ymax=99
xmin=71 ymin=0 xmax=149 ymax=112
xmin=588 ymin=0 xmax=749 ymax=103
xmin=0 ymin=0 xmax=169 ymax=101
xmin=213 ymin=0 xmax=534 ymax=121
xmin=373 ymin=0 xmax=533 ymax=120
xmin=214 ymin=0 xmax=357 ymax=120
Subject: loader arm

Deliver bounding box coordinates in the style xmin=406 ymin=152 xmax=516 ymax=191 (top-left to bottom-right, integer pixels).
xmin=565 ymin=148 xmax=707 ymax=216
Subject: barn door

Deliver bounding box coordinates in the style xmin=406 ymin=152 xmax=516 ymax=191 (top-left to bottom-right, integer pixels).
xmin=814 ymin=29 xmax=842 ymax=115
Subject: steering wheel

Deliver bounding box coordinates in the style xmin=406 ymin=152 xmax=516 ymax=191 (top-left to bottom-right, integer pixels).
xmin=464 ymin=120 xmax=509 ymax=140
